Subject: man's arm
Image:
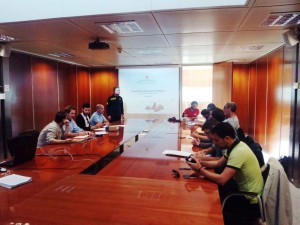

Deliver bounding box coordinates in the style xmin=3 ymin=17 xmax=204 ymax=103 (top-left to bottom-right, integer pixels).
xmin=65 ymin=120 xmax=88 ymax=138
xmin=46 ymin=126 xmax=72 ymax=145
xmin=199 ymin=156 xmax=227 ymax=168
xmin=49 ymin=138 xmax=72 ymax=145
xmin=198 ymin=167 xmax=236 ymax=186
xmin=187 ymin=156 xmax=236 ymax=186
xmin=120 ymin=96 xmax=124 ymax=115
xmin=191 ymin=131 xmax=209 ymax=140
xmin=106 ymin=97 xmax=111 ymax=117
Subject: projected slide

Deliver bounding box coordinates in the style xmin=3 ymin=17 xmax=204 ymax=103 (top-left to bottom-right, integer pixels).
xmin=119 ymin=67 xmax=179 ymax=119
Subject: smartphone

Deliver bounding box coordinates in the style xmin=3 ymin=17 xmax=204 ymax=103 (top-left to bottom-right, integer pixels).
xmin=183 ymin=174 xmax=198 ymax=179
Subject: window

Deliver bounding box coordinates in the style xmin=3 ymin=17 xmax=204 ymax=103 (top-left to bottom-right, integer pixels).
xmin=181 ymin=66 xmax=213 ymax=115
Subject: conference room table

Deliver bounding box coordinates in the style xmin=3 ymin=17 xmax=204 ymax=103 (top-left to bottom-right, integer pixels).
xmin=0 ymin=119 xmax=223 ymax=225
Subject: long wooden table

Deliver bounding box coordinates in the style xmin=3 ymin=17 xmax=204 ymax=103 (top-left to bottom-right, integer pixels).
xmin=0 ymin=119 xmax=223 ymax=225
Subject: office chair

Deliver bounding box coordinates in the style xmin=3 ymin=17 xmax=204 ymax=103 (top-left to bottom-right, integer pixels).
xmin=19 ymin=129 xmax=40 ymax=140
xmin=244 ymin=136 xmax=265 ymax=168
xmin=236 ymin=127 xmax=246 ymax=142
xmin=221 ymin=163 xmax=270 ymax=225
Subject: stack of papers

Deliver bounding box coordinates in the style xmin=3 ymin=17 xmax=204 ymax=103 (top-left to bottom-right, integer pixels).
xmin=0 ymin=174 xmax=32 ymax=189
xmin=95 ymin=131 xmax=107 ymax=135
xmin=162 ymin=150 xmax=192 ymax=158
xmin=93 ymin=128 xmax=106 ymax=131
xmin=73 ymin=135 xmax=89 ymax=139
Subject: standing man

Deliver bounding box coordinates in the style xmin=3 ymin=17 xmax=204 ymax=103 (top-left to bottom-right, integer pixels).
xmin=106 ymin=87 xmax=124 ymax=122
xmin=37 ymin=111 xmax=73 ymax=147
xmin=90 ymin=104 xmax=109 ymax=129
xmin=76 ymin=103 xmax=91 ymax=131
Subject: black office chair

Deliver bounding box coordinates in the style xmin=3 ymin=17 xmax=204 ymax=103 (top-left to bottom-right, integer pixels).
xmin=236 ymin=127 xmax=246 ymax=142
xmin=221 ymin=163 xmax=270 ymax=225
xmin=244 ymin=136 xmax=265 ymax=168
xmin=19 ymin=129 xmax=40 ymax=140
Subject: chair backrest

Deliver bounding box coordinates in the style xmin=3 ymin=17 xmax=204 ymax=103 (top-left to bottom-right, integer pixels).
xmin=19 ymin=129 xmax=40 ymax=140
xmin=6 ymin=133 xmax=37 ymax=165
xmin=236 ymin=127 xmax=246 ymax=142
xmin=244 ymin=135 xmax=265 ymax=167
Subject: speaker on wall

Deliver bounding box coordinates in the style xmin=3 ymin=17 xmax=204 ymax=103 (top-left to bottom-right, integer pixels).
xmin=0 ymin=44 xmax=11 ymax=57
xmin=282 ymin=29 xmax=300 ymax=47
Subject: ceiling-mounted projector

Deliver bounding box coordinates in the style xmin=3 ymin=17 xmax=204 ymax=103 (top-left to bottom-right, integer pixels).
xmin=88 ymin=38 xmax=109 ymax=50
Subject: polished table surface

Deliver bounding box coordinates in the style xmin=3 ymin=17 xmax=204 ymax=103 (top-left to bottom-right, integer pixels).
xmin=0 ymin=119 xmax=223 ymax=225
xmin=1 ymin=175 xmax=222 ymax=225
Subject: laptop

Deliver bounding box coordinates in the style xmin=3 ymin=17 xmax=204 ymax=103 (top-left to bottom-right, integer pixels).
xmin=0 ymin=134 xmax=37 ymax=167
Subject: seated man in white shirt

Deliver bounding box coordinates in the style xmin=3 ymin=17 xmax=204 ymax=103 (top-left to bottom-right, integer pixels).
xmin=223 ymin=102 xmax=240 ymax=131
xmin=37 ymin=111 xmax=72 ymax=147
xmin=64 ymin=105 xmax=93 ymax=138
xmin=90 ymin=104 xmax=109 ymax=129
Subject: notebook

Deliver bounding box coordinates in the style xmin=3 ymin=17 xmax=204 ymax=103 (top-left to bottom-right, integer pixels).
xmin=0 ymin=134 xmax=37 ymax=167
xmin=0 ymin=174 xmax=32 ymax=189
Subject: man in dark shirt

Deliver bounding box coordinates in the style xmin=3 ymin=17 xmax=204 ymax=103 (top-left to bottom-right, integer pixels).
xmin=106 ymin=87 xmax=124 ymax=122
xmin=75 ymin=103 xmax=91 ymax=131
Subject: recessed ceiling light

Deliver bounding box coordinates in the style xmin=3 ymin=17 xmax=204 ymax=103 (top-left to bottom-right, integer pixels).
xmin=262 ymin=12 xmax=300 ymax=26
xmin=137 ymin=49 xmax=162 ymax=56
xmin=0 ymin=34 xmax=17 ymax=42
xmin=98 ymin=21 xmax=143 ymax=34
xmin=48 ymin=52 xmax=74 ymax=58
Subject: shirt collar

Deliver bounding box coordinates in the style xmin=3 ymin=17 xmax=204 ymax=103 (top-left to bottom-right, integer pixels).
xmin=226 ymin=139 xmax=240 ymax=156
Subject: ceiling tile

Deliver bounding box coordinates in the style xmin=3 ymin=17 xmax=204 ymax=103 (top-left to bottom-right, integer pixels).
xmin=154 ymin=7 xmax=249 ymax=34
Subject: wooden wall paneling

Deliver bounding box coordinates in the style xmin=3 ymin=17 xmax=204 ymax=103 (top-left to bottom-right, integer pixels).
xmin=212 ymin=62 xmax=232 ymax=108
xmin=57 ymin=62 xmax=77 ymax=111
xmin=232 ymin=64 xmax=249 ymax=133
xmin=76 ymin=66 xmax=90 ymax=113
xmin=9 ymin=52 xmax=34 ymax=136
xmin=255 ymin=56 xmax=268 ymax=148
xmin=90 ymin=68 xmax=118 ymax=115
xmin=266 ymin=48 xmax=284 ymax=157
xmin=32 ymin=57 xmax=59 ymax=131
xmin=248 ymin=63 xmax=257 ymax=137
xmin=280 ymin=46 xmax=293 ymax=156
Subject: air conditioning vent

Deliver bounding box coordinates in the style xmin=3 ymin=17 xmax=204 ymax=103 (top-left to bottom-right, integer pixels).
xmin=262 ymin=12 xmax=300 ymax=27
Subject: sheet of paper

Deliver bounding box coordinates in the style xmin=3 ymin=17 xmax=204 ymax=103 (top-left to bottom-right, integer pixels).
xmin=95 ymin=131 xmax=107 ymax=135
xmin=73 ymin=135 xmax=89 ymax=139
xmin=162 ymin=150 xmax=192 ymax=158
xmin=93 ymin=128 xmax=106 ymax=131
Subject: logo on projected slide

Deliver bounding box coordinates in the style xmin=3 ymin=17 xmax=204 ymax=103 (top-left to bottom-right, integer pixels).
xmin=145 ymin=102 xmax=164 ymax=112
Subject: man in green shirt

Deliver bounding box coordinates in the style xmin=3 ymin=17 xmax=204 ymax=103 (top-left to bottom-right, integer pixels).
xmin=187 ymin=122 xmax=263 ymax=225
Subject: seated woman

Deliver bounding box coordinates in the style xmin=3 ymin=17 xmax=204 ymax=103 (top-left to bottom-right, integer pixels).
xmin=182 ymin=101 xmax=200 ymax=120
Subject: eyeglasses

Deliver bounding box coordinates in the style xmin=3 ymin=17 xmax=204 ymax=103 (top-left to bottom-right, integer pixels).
xmin=172 ymin=169 xmax=180 ymax=178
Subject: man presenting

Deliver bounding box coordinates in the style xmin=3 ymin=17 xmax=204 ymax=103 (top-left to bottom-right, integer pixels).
xmin=106 ymin=87 xmax=124 ymax=122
